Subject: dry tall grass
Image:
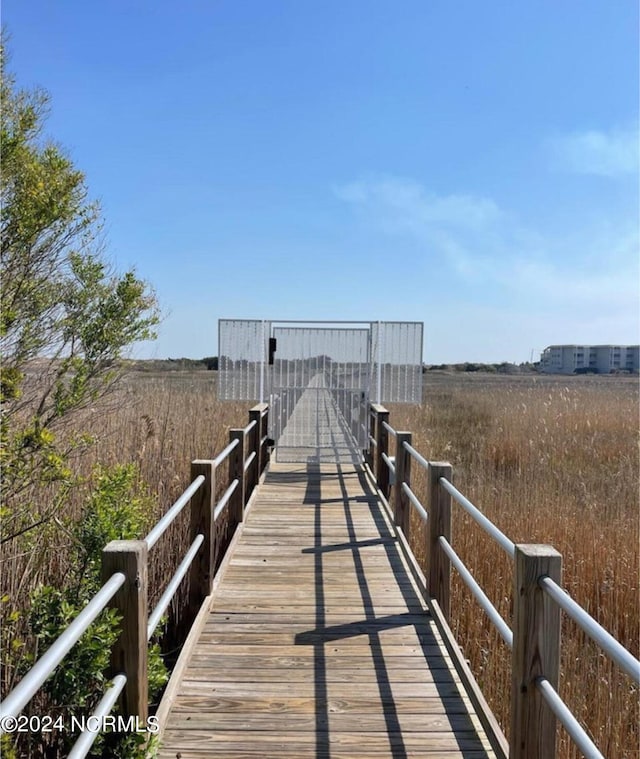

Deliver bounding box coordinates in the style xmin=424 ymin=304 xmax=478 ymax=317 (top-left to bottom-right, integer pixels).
xmin=3 ymin=369 xmax=637 ymax=759
xmin=388 ymin=372 xmax=639 ymax=759
xmin=1 ymin=370 xmax=248 ymax=696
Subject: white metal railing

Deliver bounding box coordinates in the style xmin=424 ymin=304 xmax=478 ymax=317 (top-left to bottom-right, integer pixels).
xmin=243 ymin=450 xmax=256 ymax=473
xmin=67 ymin=674 xmax=127 ymax=759
xmin=0 ymin=573 xmax=125 ymax=722
xmin=147 ymin=534 xmax=205 ymax=639
xmin=438 ymin=536 xmax=513 ymax=648
xmin=214 ymin=479 xmax=239 ymax=522
xmin=145 ymin=476 xmax=205 ymax=549
xmin=403 ymin=440 xmax=429 ymax=471
xmin=439 ymin=477 xmax=515 ymax=557
xmin=536 ymin=677 xmax=605 ymax=759
xmin=401 ymin=481 xmax=428 ymax=523
xmin=212 ymin=437 xmax=240 ymax=468
xmin=382 ymin=420 xmax=396 ymax=437
xmin=381 ymin=452 xmax=395 ymax=475
xmin=539 ymin=576 xmax=640 ymax=685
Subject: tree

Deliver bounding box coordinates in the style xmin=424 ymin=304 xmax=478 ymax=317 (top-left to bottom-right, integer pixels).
xmin=0 ymin=39 xmax=161 ymax=543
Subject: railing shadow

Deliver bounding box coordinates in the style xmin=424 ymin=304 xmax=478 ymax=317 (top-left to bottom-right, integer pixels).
xmin=293 ymin=457 xmax=491 ymax=758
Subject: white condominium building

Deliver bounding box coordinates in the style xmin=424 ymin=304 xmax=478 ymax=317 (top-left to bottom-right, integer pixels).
xmin=540 ymin=345 xmax=639 ymax=374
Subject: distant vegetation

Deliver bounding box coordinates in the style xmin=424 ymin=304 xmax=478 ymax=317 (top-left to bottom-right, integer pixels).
xmin=127 ymin=356 xmax=218 ymax=372
xmin=425 ymin=361 xmax=538 ymax=373
xmin=128 ymin=358 xmax=537 ymax=374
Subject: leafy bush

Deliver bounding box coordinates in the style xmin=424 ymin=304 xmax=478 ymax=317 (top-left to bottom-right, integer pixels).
xmin=15 ymin=465 xmax=168 ymax=758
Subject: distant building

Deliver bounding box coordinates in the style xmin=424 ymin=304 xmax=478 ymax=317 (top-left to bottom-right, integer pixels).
xmin=540 ymin=345 xmax=640 ymax=374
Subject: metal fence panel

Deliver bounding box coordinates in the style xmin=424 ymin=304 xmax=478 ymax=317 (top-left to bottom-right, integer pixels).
xmin=218 ymin=319 xmax=270 ymax=401
xmin=217 ymin=319 xmax=423 ymax=460
xmin=271 ymin=327 xmax=370 ymax=462
xmin=371 ymin=321 xmax=423 ymax=403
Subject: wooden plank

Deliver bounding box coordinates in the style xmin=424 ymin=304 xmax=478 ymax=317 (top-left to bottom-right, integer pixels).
xmin=158 ymin=750 xmax=492 ymax=759
xmin=169 ymin=694 xmax=477 ymax=715
xmin=158 ymin=729 xmax=490 ymax=751
xmin=157 ymin=462 xmax=501 ymax=759
xmin=166 ymin=712 xmax=483 ymax=732
xmin=185 ymin=653 xmax=453 ymax=669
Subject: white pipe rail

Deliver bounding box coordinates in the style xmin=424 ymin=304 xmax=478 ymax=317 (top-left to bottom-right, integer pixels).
xmin=212 ymin=438 xmax=240 ymax=468
xmin=0 ymin=573 xmax=126 ymax=724
xmin=439 ymin=477 xmax=516 ymax=558
xmin=402 ymin=441 xmax=429 ymax=472
xmin=439 ymin=536 xmax=514 ymax=649
xmin=148 ymin=534 xmax=205 ymax=640
xmin=244 ymin=419 xmax=257 ymax=433
xmin=67 ymin=674 xmax=127 ymax=759
xmin=214 ymin=479 xmax=239 ymax=522
xmin=243 ymin=450 xmax=256 ymax=473
xmin=401 ymin=482 xmax=428 ymax=523
xmin=145 ymin=475 xmax=205 ymax=550
xmin=381 ymin=453 xmax=395 ymax=475
xmin=536 ymin=677 xmax=605 ymax=759
xmin=381 ymin=421 xmax=396 ymax=437
xmin=539 ymin=576 xmax=640 ymax=685
xmin=368 ymin=435 xmax=377 ymax=448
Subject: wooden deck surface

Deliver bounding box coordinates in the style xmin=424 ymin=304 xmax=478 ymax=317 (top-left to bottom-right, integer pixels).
xmin=274 ymin=372 xmax=362 ymax=464
xmin=157 ymin=462 xmax=499 ymax=758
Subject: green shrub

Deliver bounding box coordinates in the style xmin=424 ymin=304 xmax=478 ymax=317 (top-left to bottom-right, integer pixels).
xmin=15 ymin=464 xmax=168 ymax=758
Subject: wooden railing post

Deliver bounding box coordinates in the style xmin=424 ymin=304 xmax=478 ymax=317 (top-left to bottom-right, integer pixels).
xmin=248 ymin=406 xmax=261 ymax=495
xmin=262 ymin=404 xmax=270 ymax=473
xmin=372 ymin=405 xmax=389 ymax=498
xmin=229 ymin=428 xmax=246 ymax=525
xmin=189 ymin=460 xmax=215 ymax=613
xmin=366 ymin=407 xmax=374 ymax=468
xmin=510 ymin=544 xmax=562 ymax=759
xmin=428 ymin=462 xmax=452 ymax=620
xmin=101 ymin=540 xmax=148 ymax=722
xmin=394 ymin=432 xmax=412 ymax=537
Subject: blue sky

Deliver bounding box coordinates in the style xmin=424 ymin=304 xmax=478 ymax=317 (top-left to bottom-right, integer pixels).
xmin=4 ymin=1 xmax=638 ymax=363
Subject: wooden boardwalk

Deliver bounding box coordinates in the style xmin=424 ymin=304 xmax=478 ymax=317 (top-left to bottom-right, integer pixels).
xmin=274 ymin=372 xmax=363 ymax=464
xmin=158 ymin=462 xmax=501 ymax=758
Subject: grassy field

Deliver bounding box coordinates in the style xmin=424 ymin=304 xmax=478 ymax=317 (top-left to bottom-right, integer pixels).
xmin=2 ymin=368 xmax=637 ymax=758
xmin=389 ymin=371 xmax=639 ymax=759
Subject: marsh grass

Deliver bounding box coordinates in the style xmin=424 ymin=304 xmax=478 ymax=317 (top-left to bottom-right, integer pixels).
xmin=2 ymin=369 xmax=637 ymax=759
xmin=389 ymin=372 xmax=639 ymax=759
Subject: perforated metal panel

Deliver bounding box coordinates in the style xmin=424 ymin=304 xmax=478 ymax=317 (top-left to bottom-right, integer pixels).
xmin=271 ymin=327 xmax=370 ymax=463
xmin=217 ymin=319 xmax=423 ymax=462
xmin=218 ymin=319 xmax=270 ymax=401
xmin=371 ymin=321 xmax=423 ymax=404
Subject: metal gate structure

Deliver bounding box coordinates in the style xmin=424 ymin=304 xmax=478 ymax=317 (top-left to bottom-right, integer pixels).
xmin=218 ymin=320 xmax=423 ymax=463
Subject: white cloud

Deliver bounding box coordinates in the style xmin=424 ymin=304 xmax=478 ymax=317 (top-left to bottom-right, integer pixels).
xmin=334 ymin=175 xmax=639 ymax=354
xmin=549 ymin=125 xmax=639 ymax=177
xmin=335 ymin=177 xmax=502 ymax=231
